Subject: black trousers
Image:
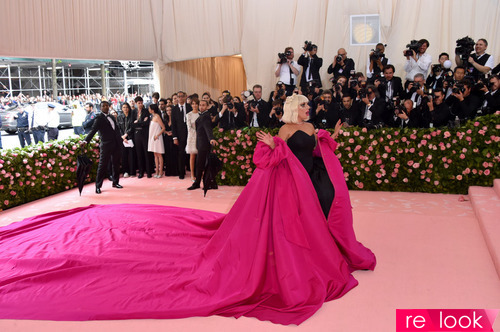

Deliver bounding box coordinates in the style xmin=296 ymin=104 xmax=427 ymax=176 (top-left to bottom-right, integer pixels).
xmin=193 ymin=148 xmax=209 ymax=186
xmin=177 ymin=139 xmax=187 ymax=176
xmin=121 ymin=146 xmax=137 ymax=175
xmin=96 ymin=146 xmax=122 ymax=188
xmin=135 ymin=132 xmax=152 ymax=176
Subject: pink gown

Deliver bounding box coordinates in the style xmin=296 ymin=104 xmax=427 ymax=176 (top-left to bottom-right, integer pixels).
xmin=0 ymin=130 xmax=375 ymax=325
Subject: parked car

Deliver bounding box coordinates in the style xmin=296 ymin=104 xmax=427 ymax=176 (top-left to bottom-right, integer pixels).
xmin=0 ymin=102 xmax=73 ymax=134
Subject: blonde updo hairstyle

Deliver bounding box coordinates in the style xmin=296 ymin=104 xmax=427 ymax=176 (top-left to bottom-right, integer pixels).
xmin=282 ymin=93 xmax=309 ymax=124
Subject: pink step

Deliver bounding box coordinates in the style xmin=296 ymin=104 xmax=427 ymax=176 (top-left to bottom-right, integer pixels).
xmin=469 ymin=185 xmax=500 ymax=279
xmin=494 ymin=179 xmax=500 ymax=198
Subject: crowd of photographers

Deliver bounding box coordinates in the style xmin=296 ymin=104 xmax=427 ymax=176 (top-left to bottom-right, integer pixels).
xmin=272 ymin=37 xmax=499 ymax=131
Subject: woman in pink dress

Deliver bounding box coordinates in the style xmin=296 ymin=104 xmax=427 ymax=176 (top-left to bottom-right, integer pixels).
xmin=0 ymin=95 xmax=375 ymax=325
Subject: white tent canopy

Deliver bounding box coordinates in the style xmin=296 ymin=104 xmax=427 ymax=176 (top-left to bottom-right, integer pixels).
xmin=2 ymin=0 xmax=499 ymax=97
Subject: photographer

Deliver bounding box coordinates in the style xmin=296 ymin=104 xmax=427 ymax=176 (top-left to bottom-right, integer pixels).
xmin=340 ymin=95 xmax=363 ymax=127
xmin=366 ymin=43 xmax=390 ymax=82
xmin=248 ymin=84 xmax=270 ymax=128
xmin=275 ymin=47 xmax=301 ymax=96
xmin=392 ymin=99 xmax=422 ymax=128
xmin=268 ymin=100 xmax=285 ymax=129
xmin=426 ymin=53 xmax=451 ymax=90
xmin=376 ymin=64 xmax=404 ymax=102
xmin=327 ymin=48 xmax=355 ymax=80
xmin=298 ymin=41 xmax=323 ymax=92
xmin=403 ymin=73 xmax=426 ymax=107
xmin=449 ymin=79 xmax=482 ymax=121
xmin=313 ymin=90 xmax=341 ymax=129
xmin=425 ymin=90 xmax=451 ymax=128
xmin=331 ymin=76 xmax=348 ymax=103
xmin=216 ymin=94 xmax=245 ymax=131
xmin=455 ymin=39 xmax=494 ymax=82
xmin=268 ymin=81 xmax=288 ymax=104
xmin=403 ymin=39 xmax=432 ymax=81
xmin=360 ymin=85 xmax=388 ymax=128
xmin=479 ymin=75 xmax=500 ymax=113
xmin=443 ymin=66 xmax=466 ymax=98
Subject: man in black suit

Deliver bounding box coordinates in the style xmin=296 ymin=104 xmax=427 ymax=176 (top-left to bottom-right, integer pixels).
xmin=481 ymin=75 xmax=500 ymax=113
xmin=298 ymin=43 xmax=323 ymax=92
xmin=377 ymin=65 xmax=404 ymax=103
xmin=129 ymin=96 xmax=152 ymax=178
xmin=188 ymin=100 xmax=217 ymax=190
xmin=360 ymin=85 xmax=388 ymax=128
xmin=340 ymin=95 xmax=364 ymax=127
xmin=82 ymin=101 xmax=124 ymax=194
xmin=171 ymin=90 xmax=192 ymax=179
xmin=248 ymin=85 xmax=270 ymax=128
xmin=216 ymin=95 xmax=246 ymax=130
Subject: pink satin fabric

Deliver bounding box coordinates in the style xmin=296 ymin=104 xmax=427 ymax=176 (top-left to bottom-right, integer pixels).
xmin=0 ymin=133 xmax=374 ymax=325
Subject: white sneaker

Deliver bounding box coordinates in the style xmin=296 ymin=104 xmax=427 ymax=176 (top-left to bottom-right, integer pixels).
xmin=124 ymin=173 xmax=130 ymax=178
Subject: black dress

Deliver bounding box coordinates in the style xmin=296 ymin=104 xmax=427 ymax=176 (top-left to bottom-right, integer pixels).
xmin=287 ymin=130 xmax=335 ymax=218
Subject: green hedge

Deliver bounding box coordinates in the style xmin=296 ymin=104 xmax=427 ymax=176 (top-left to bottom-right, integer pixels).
xmin=0 ymin=114 xmax=498 ymax=211
xmin=214 ymin=114 xmax=499 ymax=194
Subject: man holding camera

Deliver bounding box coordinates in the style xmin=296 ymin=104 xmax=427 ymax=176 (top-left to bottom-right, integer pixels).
xmin=455 ymin=39 xmax=494 ymax=82
xmin=313 ymin=90 xmax=340 ymax=129
xmin=366 ymin=43 xmax=390 ymax=82
xmin=268 ymin=100 xmax=285 ymax=129
xmin=479 ymin=75 xmax=500 ymax=113
xmin=275 ymin=47 xmax=301 ymax=96
xmin=340 ymin=95 xmax=363 ymax=127
xmin=248 ymin=84 xmax=270 ymax=128
xmin=298 ymin=42 xmax=323 ymax=92
xmin=403 ymin=39 xmax=432 ymax=81
xmin=217 ymin=95 xmax=245 ymax=130
xmin=392 ymin=99 xmax=422 ymax=128
xmin=425 ymin=90 xmax=451 ymax=128
xmin=376 ymin=65 xmax=404 ymax=102
xmin=360 ymin=86 xmax=388 ymax=128
xmin=449 ymin=79 xmax=482 ymax=121
xmin=426 ymin=53 xmax=451 ymax=90
xmin=328 ymin=48 xmax=355 ymax=80
xmin=403 ymin=73 xmax=426 ymax=108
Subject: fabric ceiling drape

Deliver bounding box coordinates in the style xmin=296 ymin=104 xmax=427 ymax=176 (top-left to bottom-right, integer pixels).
xmin=2 ymin=0 xmax=499 ymax=97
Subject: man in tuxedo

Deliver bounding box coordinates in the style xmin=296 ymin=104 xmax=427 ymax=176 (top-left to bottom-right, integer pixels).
xmin=248 ymin=85 xmax=270 ymax=128
xmin=340 ymin=95 xmax=363 ymax=127
xmin=360 ymin=85 xmax=388 ymax=128
xmin=129 ymin=96 xmax=152 ymax=178
xmin=188 ymin=100 xmax=217 ymax=190
xmin=216 ymin=95 xmax=246 ymax=130
xmin=171 ymin=90 xmax=192 ymax=179
xmin=82 ymin=101 xmax=124 ymax=194
xmin=377 ymin=65 xmax=404 ymax=103
xmin=298 ymin=43 xmax=323 ymax=92
xmin=480 ymin=75 xmax=500 ymax=113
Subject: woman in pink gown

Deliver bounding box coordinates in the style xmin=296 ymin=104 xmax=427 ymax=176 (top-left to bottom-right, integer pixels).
xmin=0 ymin=94 xmax=375 ymax=325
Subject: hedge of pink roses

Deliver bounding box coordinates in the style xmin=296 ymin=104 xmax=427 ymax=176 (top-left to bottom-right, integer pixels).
xmin=0 ymin=137 xmax=99 ymax=211
xmin=215 ymin=114 xmax=499 ymax=194
xmin=0 ymin=114 xmax=498 ymax=211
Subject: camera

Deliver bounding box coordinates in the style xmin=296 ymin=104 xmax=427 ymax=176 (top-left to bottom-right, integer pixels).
xmin=303 ymin=40 xmax=313 ymax=52
xmin=275 ymin=107 xmax=283 ymax=116
xmin=248 ymin=100 xmax=259 ymax=110
xmin=334 ymin=83 xmax=342 ymax=92
xmin=358 ymin=88 xmax=368 ymax=99
xmin=421 ymin=87 xmax=433 ymax=104
xmin=349 ymin=79 xmax=358 ymax=89
xmin=455 ymin=36 xmax=475 ymax=63
xmin=370 ymin=47 xmax=385 ymax=61
xmin=336 ymin=55 xmax=343 ymax=63
xmin=277 ymin=88 xmax=286 ymax=98
xmin=277 ymin=50 xmax=292 ymax=64
xmin=431 ymin=64 xmax=442 ymax=74
xmin=452 ymin=82 xmax=465 ymax=94
xmin=404 ymin=40 xmax=422 ymax=57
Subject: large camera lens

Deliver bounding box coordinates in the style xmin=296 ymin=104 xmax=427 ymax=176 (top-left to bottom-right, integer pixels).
xmin=336 ymin=55 xmax=343 ymax=62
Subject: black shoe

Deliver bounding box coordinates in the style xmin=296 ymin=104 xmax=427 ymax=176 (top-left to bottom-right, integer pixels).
xmin=179 ymin=175 xmax=185 ymax=180
xmin=138 ymin=173 xmax=144 ymax=179
xmin=147 ymin=174 xmax=153 ymax=178
xmin=96 ymin=188 xmax=102 ymax=194
xmin=187 ymin=184 xmax=200 ymax=190
xmin=112 ymin=184 xmax=123 ymax=189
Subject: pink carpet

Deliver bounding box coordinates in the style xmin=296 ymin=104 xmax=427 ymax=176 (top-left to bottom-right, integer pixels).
xmin=1 ymin=175 xmax=499 ymax=332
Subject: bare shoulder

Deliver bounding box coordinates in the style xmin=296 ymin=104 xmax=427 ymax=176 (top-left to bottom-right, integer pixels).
xmin=278 ymin=124 xmax=292 ymax=141
xmin=304 ymin=122 xmax=315 ymax=133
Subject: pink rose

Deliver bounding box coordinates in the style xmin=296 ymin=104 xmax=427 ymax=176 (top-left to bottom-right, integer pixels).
xmin=444 ymin=131 xmax=451 ymax=138
xmin=456 ymin=175 xmax=462 ymax=180
xmin=484 ymin=169 xmax=490 ymax=176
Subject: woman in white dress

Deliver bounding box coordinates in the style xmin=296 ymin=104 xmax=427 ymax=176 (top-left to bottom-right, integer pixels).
xmin=147 ymin=104 xmax=166 ymax=178
xmin=185 ymin=99 xmax=200 ymax=182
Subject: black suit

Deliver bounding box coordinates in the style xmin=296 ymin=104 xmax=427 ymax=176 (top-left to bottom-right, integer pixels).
xmin=327 ymin=58 xmax=355 ymax=79
xmin=85 ymin=113 xmax=123 ymax=189
xmin=216 ymin=103 xmax=246 ymax=130
xmin=298 ymin=54 xmax=323 ymax=90
xmin=129 ymin=108 xmax=152 ymax=177
xmin=361 ymin=97 xmax=388 ymax=127
xmin=193 ymin=111 xmax=214 ymax=186
xmin=483 ymin=90 xmax=500 ymax=113
xmin=340 ymin=101 xmax=364 ymax=127
xmin=379 ymin=77 xmax=404 ymax=102
xmin=248 ymin=99 xmax=270 ymax=128
xmin=171 ymin=103 xmax=192 ymax=176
